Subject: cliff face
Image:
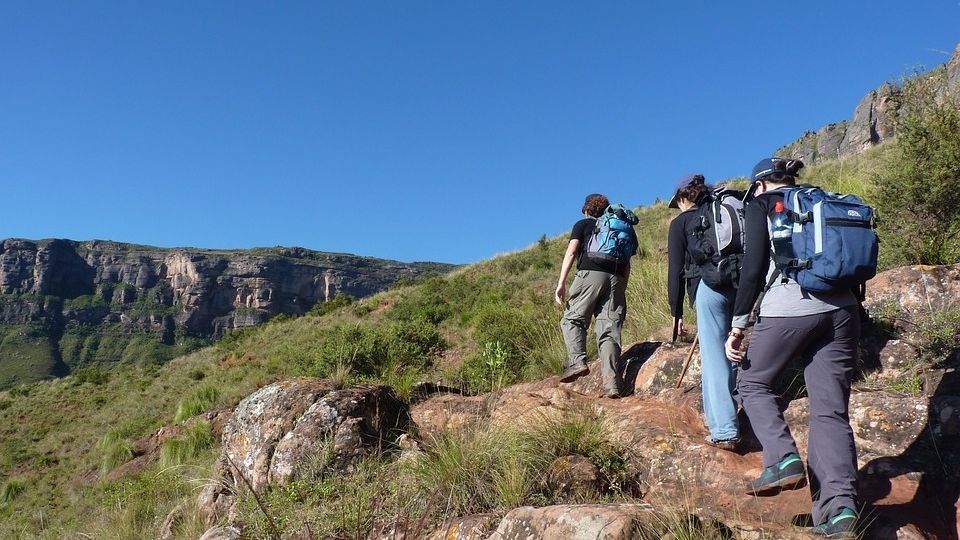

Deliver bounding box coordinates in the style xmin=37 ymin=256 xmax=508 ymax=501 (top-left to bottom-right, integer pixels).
xmin=777 ymin=44 xmax=960 ymax=163
xmin=0 ymin=239 xmax=452 ymax=388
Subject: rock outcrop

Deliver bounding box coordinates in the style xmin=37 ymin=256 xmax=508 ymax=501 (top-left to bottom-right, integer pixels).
xmin=777 ymin=44 xmax=960 ymax=164
xmin=197 ymin=379 xmax=409 ymax=528
xmin=406 ymin=265 xmax=960 ymax=539
xmin=0 ymin=238 xmax=451 ymax=388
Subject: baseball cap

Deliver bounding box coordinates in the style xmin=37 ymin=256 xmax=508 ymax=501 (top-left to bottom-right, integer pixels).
xmin=668 ymin=174 xmax=703 ymax=209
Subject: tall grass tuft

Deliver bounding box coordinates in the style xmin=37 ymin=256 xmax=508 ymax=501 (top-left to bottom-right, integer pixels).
xmin=98 ymin=428 xmax=136 ymax=476
xmin=159 ymin=422 xmax=216 ymax=468
xmin=174 ymin=384 xmax=222 ymax=423
xmin=0 ymin=478 xmax=25 ymax=505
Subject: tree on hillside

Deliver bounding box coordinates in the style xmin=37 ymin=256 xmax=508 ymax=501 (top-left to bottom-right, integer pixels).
xmin=873 ymin=69 xmax=960 ymax=266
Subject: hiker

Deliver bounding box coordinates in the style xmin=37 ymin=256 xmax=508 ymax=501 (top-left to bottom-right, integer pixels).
xmin=667 ymin=174 xmax=741 ymax=450
xmin=726 ymin=158 xmax=865 ymax=537
xmin=554 ymin=193 xmax=638 ymax=398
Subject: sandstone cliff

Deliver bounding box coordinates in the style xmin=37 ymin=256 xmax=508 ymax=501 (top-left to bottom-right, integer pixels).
xmin=777 ymin=43 xmax=960 ymax=163
xmin=0 ymin=238 xmax=452 ymax=388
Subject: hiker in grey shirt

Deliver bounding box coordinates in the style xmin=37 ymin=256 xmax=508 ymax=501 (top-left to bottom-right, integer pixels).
xmin=725 ymin=158 xmax=861 ymax=538
xmin=554 ymin=193 xmax=633 ymax=398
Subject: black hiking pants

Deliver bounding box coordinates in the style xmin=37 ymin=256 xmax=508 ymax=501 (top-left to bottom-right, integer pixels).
xmin=739 ymin=305 xmax=860 ymax=525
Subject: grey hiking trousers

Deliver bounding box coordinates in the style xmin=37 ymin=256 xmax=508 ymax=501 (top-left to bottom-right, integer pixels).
xmin=560 ymin=269 xmax=626 ymax=393
xmin=739 ymin=305 xmax=860 ymax=524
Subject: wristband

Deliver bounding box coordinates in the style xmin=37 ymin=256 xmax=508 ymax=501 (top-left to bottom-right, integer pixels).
xmin=729 ymin=329 xmax=745 ymax=338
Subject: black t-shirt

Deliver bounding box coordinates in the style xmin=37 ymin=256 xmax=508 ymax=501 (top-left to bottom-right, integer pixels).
xmin=570 ymin=218 xmax=629 ymax=277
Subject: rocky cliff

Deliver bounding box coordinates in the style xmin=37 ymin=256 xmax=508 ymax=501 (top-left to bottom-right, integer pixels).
xmin=777 ymin=43 xmax=960 ymax=163
xmin=0 ymin=238 xmax=453 ymax=388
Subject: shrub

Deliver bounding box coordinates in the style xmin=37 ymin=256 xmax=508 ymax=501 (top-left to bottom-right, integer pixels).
xmin=308 ymin=293 xmax=356 ymax=318
xmin=872 ymin=73 xmax=960 ymax=265
xmin=70 ymin=366 xmax=111 ymax=386
xmin=174 ymin=384 xmax=222 ymax=423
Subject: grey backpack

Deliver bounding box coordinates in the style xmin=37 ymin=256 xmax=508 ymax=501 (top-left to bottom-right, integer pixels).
xmin=686 ymin=188 xmax=746 ymax=288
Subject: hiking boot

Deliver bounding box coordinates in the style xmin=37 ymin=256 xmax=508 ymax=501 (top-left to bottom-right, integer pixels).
xmin=559 ymin=363 xmax=589 ymax=383
xmin=746 ymin=453 xmax=807 ymax=496
xmin=705 ymin=435 xmax=740 ymax=452
xmin=602 ymin=388 xmax=622 ymax=399
xmin=810 ymin=507 xmax=858 ymax=538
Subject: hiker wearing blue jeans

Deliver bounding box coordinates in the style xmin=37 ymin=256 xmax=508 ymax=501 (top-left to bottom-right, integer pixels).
xmin=726 ymin=158 xmax=861 ymax=538
xmin=667 ymin=174 xmax=739 ymax=449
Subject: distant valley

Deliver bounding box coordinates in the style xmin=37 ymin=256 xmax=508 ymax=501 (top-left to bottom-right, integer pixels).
xmin=0 ymin=238 xmax=453 ymax=389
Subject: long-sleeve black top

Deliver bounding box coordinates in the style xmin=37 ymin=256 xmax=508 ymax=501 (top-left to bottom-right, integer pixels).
xmin=667 ymin=210 xmax=700 ymax=318
xmin=732 ymin=192 xmax=778 ymax=319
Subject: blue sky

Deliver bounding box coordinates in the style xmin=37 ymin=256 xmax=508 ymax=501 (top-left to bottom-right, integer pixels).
xmin=2 ymin=2 xmax=958 ymax=264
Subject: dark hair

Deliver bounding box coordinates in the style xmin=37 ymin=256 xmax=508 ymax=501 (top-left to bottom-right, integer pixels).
xmin=582 ymin=194 xmax=610 ymax=217
xmin=765 ymin=159 xmax=804 ymax=185
xmin=676 ymin=174 xmax=710 ymax=205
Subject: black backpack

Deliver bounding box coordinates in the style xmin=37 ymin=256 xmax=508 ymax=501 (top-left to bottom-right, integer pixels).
xmin=685 ymin=188 xmax=746 ymax=289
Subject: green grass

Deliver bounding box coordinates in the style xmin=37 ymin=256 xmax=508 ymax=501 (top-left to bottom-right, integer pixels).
xmin=159 ymin=422 xmax=215 ymax=468
xmin=173 ymin=385 xmax=222 ymax=423
xmin=1 ymin=478 xmax=26 ymax=506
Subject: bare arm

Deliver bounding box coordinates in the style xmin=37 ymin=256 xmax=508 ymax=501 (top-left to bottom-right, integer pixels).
xmin=554 ymin=239 xmax=580 ymax=305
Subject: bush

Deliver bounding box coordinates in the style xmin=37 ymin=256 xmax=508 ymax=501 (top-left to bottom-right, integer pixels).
xmin=173 ymin=384 xmax=222 ymax=423
xmin=308 ymin=293 xmax=355 ymax=318
xmin=306 ymin=319 xmax=445 ymax=379
xmin=70 ymin=366 xmax=111 ymax=386
xmin=873 ymin=73 xmax=960 ymax=265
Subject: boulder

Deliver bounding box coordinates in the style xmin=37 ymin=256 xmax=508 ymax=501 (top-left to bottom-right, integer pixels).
xmin=546 ymin=455 xmax=606 ymax=499
xmin=198 ymin=525 xmax=242 ymax=540
xmin=197 ymin=379 xmax=409 ymax=526
xmin=489 ymin=504 xmax=655 ymax=540
xmin=865 ymin=264 xmax=960 ymax=316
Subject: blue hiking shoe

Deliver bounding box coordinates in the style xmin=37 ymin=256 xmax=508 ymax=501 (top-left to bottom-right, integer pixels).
xmin=810 ymin=507 xmax=858 ymax=538
xmin=746 ymin=453 xmax=807 ymax=496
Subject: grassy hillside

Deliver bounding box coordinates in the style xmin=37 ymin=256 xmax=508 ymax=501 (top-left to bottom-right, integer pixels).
xmin=0 ymin=139 xmax=945 ymax=538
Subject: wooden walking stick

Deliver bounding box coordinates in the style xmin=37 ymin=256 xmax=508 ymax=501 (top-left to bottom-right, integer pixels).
xmin=675 ymin=332 xmax=699 ymax=388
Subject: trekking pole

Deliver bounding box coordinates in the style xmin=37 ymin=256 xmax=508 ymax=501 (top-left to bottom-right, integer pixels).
xmin=675 ymin=332 xmax=699 ymax=388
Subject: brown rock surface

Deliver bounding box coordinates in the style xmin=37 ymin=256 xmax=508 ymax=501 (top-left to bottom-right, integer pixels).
xmin=410 ymin=339 xmax=959 ymax=538
xmin=865 ymin=263 xmax=960 ymax=316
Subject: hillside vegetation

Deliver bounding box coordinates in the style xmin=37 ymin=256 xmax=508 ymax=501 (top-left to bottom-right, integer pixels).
xmin=3 ymin=74 xmax=960 ymax=537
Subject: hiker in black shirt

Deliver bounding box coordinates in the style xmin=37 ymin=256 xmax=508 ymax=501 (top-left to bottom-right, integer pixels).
xmin=726 ymin=158 xmax=860 ymax=537
xmin=555 ymin=193 xmax=632 ymax=397
xmin=666 ymin=174 xmax=740 ymax=450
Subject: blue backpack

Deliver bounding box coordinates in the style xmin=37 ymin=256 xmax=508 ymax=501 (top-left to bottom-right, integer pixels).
xmin=585 ymin=204 xmax=639 ymax=265
xmin=769 ymin=186 xmax=879 ymax=293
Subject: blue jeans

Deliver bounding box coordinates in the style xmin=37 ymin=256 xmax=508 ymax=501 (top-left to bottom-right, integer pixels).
xmin=695 ymin=281 xmax=739 ymax=441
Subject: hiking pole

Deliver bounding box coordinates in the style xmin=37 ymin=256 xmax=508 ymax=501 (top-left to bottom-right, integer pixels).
xmin=675 ymin=332 xmax=699 ymax=389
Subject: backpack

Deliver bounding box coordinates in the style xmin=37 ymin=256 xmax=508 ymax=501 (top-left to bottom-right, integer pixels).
xmin=686 ymin=188 xmax=746 ymax=289
xmin=585 ymin=204 xmax=639 ymax=265
xmin=769 ymin=186 xmax=878 ymax=293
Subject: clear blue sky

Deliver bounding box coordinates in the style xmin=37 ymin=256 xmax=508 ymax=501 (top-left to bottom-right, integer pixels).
xmin=2 ymin=2 xmax=958 ymax=264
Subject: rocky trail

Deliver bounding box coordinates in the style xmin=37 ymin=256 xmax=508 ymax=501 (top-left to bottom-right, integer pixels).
xmin=156 ymin=264 xmax=960 ymax=539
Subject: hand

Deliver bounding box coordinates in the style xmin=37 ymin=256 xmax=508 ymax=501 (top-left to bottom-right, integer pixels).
xmin=554 ymin=283 xmax=566 ymax=306
xmin=725 ymin=332 xmax=745 ymax=363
